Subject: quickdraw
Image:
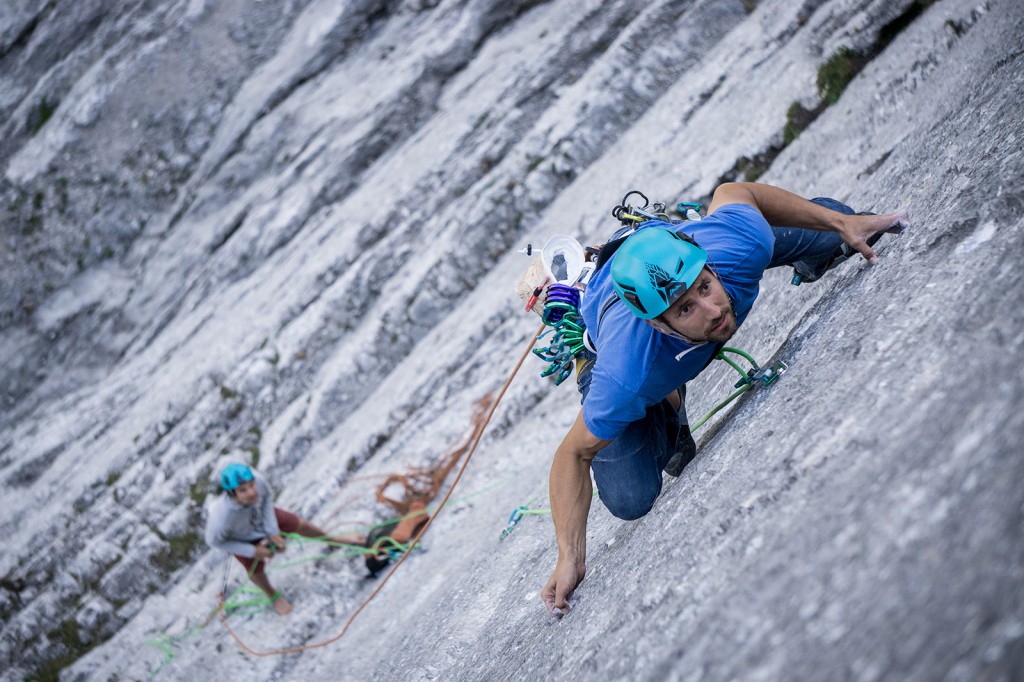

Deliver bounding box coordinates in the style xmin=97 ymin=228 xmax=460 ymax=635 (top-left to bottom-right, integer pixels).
xmin=498 ymin=505 xmax=530 ymax=541
xmin=715 ymin=347 xmax=788 ymax=389
xmin=736 ymin=361 xmax=787 ymax=389
xmin=498 ymin=492 xmax=598 ymax=542
xmin=532 ymin=284 xmax=586 ymax=385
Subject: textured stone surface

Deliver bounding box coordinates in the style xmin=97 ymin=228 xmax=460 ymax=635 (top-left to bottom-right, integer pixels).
xmin=1 ymin=0 xmax=1021 ymax=680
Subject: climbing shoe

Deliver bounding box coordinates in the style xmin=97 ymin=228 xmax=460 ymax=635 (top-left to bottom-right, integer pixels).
xmin=664 ymin=385 xmax=696 ymax=477
xmin=664 ymin=428 xmax=696 ymax=477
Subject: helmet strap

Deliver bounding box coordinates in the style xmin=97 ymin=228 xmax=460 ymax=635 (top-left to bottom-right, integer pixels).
xmin=645 ymin=317 xmax=705 ymax=345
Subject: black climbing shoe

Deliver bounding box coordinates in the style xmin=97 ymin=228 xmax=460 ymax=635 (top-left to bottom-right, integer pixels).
xmin=664 ymin=385 xmax=696 ymax=477
xmin=664 ymin=427 xmax=696 ymax=477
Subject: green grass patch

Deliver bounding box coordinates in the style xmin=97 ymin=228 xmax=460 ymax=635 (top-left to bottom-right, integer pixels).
xmin=243 ymin=446 xmax=260 ymax=468
xmin=188 ymin=478 xmax=209 ymax=506
xmin=31 ymin=97 xmax=57 ymax=136
xmin=27 ymin=619 xmax=93 ymax=682
xmin=23 ymin=212 xmax=43 ymax=235
xmin=817 ymin=47 xmax=864 ymax=105
xmin=151 ymin=530 xmax=203 ymax=577
xmin=783 ymin=101 xmax=819 ymax=145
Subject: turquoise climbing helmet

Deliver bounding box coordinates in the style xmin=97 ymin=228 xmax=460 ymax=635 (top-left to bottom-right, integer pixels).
xmin=610 ymin=226 xmax=708 ymax=319
xmin=220 ymin=463 xmax=254 ymax=492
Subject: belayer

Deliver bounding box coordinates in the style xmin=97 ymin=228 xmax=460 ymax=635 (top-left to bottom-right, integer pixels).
xmin=205 ymin=463 xmax=365 ymax=615
xmin=540 ymin=182 xmax=909 ymax=615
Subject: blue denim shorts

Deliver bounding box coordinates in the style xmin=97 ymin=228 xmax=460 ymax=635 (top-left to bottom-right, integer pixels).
xmin=577 ymin=356 xmax=680 ymax=520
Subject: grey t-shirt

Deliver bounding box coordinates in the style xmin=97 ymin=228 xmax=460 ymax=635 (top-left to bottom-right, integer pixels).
xmin=204 ymin=471 xmax=280 ymax=558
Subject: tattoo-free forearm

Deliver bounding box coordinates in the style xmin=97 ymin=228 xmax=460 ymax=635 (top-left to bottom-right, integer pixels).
xmin=711 ymin=182 xmax=843 ymax=231
xmin=548 ymin=411 xmax=609 ymax=562
xmin=710 ymin=181 xmax=908 ymax=263
xmin=549 ymin=440 xmax=594 ymax=561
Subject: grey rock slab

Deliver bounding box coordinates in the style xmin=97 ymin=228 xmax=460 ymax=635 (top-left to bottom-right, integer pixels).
xmin=0 ymin=0 xmax=1021 ymax=680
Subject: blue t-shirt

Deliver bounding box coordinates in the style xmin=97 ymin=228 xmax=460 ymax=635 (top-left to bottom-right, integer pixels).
xmin=579 ymin=203 xmax=774 ymax=440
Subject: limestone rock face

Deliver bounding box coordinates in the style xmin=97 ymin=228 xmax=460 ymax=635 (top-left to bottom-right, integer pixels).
xmin=1 ymin=0 xmax=1022 ymax=680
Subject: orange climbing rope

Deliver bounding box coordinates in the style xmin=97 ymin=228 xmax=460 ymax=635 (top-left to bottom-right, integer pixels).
xmin=374 ymin=391 xmax=494 ymax=516
xmin=218 ymin=323 xmax=546 ymax=656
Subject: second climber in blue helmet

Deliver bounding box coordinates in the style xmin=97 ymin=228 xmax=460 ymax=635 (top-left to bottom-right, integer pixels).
xmin=540 ymin=181 xmax=909 ymax=617
xmin=205 ymin=463 xmax=367 ymax=616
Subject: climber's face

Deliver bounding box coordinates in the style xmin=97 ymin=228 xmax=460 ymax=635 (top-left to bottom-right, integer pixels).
xmin=656 ymin=268 xmax=737 ymax=344
xmin=233 ymin=479 xmax=259 ymax=506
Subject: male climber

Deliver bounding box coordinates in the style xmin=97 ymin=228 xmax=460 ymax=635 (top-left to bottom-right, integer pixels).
xmin=540 ymin=182 xmax=908 ymax=615
xmin=205 ymin=463 xmax=365 ymax=615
